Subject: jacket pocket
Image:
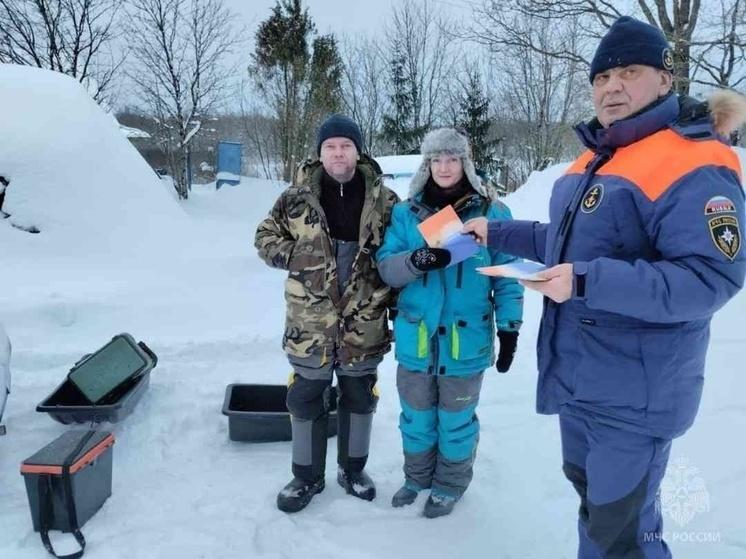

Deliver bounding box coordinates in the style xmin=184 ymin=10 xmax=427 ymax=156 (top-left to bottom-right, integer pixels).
xmin=573 ymin=322 xmax=649 ymax=411
xmin=394 ymin=309 xmax=429 ymax=361
xmin=639 ymin=327 xmax=684 ymax=415
xmin=346 ymin=291 xmax=390 ymax=352
xmin=450 ymin=310 xmax=493 ymax=361
xmin=286 ymin=265 xmax=326 ymax=298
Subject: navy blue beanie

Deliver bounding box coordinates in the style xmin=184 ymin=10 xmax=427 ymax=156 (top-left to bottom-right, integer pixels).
xmin=316 ymin=114 xmax=364 ymax=155
xmin=589 ymin=16 xmax=673 ymax=83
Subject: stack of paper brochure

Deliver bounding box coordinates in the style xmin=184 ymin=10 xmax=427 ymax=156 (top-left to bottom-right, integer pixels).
xmin=476 ymin=261 xmax=548 ymax=281
xmin=417 ymin=206 xmax=480 ymax=266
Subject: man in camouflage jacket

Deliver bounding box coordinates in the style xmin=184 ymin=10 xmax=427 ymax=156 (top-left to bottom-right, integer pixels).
xmin=255 ymin=114 xmax=399 ymax=513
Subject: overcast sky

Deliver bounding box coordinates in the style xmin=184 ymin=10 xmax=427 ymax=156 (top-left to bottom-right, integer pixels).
xmin=227 ymin=0 xmax=399 ymax=35
xmin=114 ymin=1 xmax=477 ymax=112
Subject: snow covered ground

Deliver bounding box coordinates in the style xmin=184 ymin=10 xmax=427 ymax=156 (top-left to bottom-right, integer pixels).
xmin=1 ymin=66 xmax=745 ymax=558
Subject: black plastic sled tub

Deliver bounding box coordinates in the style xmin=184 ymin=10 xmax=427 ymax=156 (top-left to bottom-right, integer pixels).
xmin=222 ymin=384 xmax=338 ymax=442
xmin=36 ymin=333 xmax=157 ymax=425
xmin=37 ymin=372 xmax=151 ymax=425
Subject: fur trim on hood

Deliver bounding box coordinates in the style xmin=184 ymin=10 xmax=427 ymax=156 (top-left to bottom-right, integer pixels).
xmin=408 ymin=128 xmax=497 ymax=200
xmin=707 ymin=89 xmax=746 ymax=136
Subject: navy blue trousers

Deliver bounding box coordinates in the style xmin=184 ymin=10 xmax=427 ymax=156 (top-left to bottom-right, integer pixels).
xmin=560 ymin=411 xmax=673 ymax=558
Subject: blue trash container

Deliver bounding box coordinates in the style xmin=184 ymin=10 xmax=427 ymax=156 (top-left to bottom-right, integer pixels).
xmin=216 ymin=141 xmax=242 ymax=189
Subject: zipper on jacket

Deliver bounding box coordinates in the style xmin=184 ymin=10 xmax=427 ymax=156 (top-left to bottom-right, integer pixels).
xmin=456 ymin=262 xmax=464 ymax=288
xmin=551 ymin=152 xmax=610 ymax=265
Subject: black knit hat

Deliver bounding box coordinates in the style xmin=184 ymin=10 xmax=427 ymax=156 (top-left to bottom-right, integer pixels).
xmin=589 ymin=16 xmax=674 ymax=83
xmin=316 ymin=114 xmax=364 ymax=155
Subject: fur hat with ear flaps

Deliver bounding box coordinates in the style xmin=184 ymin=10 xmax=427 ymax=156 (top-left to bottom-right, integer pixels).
xmin=409 ymin=128 xmax=497 ymax=200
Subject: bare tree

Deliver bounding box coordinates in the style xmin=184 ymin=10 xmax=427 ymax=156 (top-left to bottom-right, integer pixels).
xmin=470 ymin=0 xmax=596 ymax=66
xmin=238 ymin=81 xmax=283 ymax=180
xmin=127 ymin=0 xmax=237 ymax=199
xmin=636 ymin=0 xmax=701 ymax=94
xmin=339 ymin=36 xmax=388 ymax=155
xmin=486 ymin=14 xmax=590 ymax=184
xmin=242 ymin=111 xmax=283 ymax=179
xmin=0 ymin=0 xmax=124 ymax=103
xmin=474 ymin=0 xmax=708 ymax=95
xmin=690 ymin=0 xmax=746 ymax=88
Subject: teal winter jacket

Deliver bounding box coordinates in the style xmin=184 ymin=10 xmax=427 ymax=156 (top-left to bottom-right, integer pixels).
xmin=376 ymin=192 xmax=524 ymax=375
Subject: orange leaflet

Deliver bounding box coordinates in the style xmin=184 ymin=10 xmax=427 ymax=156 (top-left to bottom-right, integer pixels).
xmin=417 ymin=205 xmax=464 ymax=248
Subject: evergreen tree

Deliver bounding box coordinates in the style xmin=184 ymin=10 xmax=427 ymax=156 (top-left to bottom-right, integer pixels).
xmin=305 ymin=34 xmax=344 ymax=136
xmin=251 ymin=0 xmax=344 ymax=179
xmin=455 ymin=67 xmax=498 ymax=170
xmin=381 ymin=41 xmax=426 ymax=154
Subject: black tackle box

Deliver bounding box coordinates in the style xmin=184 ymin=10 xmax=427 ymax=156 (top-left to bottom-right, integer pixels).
xmin=21 ymin=430 xmax=115 ymax=533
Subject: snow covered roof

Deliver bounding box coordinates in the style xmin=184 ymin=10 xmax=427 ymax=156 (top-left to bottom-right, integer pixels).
xmin=374 ymin=154 xmax=422 ymax=179
xmin=374 ymin=154 xmax=423 ymax=199
xmin=119 ymin=124 xmax=152 ymax=139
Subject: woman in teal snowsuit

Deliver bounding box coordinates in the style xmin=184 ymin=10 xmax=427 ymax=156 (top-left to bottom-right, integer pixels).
xmin=376 ymin=128 xmax=524 ymax=517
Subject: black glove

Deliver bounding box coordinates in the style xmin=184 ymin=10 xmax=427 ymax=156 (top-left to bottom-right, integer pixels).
xmin=410 ymin=247 xmax=451 ymax=272
xmin=496 ymin=330 xmax=518 ymax=373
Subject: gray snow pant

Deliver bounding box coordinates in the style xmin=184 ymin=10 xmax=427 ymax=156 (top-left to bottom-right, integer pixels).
xmin=286 ymin=351 xmax=380 ymax=481
xmin=397 ymin=365 xmax=484 ymax=498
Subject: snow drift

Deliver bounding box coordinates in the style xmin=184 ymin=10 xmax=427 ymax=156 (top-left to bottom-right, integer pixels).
xmin=0 ymin=65 xmax=186 ymax=260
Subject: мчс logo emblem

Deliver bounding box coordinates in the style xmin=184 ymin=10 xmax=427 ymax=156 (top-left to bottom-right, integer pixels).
xmin=659 ymin=456 xmax=710 ymax=528
xmin=662 ymin=48 xmax=674 ymax=71
xmin=708 ymin=215 xmax=741 ymax=261
xmin=581 ymin=184 xmax=604 ymax=214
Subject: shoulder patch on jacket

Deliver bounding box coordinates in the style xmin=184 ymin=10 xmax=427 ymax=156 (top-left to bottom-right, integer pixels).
xmin=596 ymin=129 xmax=742 ymax=201
xmin=708 ymin=215 xmax=741 ymax=261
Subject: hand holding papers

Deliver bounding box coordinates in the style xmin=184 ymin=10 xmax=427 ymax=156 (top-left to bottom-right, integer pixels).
xmin=417 ymin=206 xmax=480 ymax=267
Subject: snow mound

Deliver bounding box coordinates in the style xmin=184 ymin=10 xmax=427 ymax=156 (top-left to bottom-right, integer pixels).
xmin=0 ymin=65 xmax=187 ymax=259
xmin=505 ymin=162 xmax=569 ymax=222
xmin=186 ymin=179 xmax=285 ymax=225
xmin=0 ymin=322 xmax=9 ymax=423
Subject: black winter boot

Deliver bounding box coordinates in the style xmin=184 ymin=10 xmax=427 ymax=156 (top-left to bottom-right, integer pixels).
xmin=277 ymin=476 xmax=325 ymax=513
xmin=337 ymin=468 xmax=376 ymax=501
xmin=423 ymin=492 xmax=458 ymax=518
xmin=391 ymin=484 xmax=419 ymax=507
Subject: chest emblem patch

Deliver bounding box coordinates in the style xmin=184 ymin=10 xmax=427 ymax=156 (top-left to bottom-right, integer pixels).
xmin=581 ymin=184 xmax=604 ymax=214
xmin=708 ymin=215 xmax=741 ymax=261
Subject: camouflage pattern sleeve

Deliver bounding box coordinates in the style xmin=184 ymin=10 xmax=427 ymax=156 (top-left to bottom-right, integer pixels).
xmin=254 ymin=192 xmax=297 ymax=270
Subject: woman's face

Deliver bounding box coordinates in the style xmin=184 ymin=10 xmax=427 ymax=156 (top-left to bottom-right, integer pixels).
xmin=430 ymin=155 xmax=464 ymax=188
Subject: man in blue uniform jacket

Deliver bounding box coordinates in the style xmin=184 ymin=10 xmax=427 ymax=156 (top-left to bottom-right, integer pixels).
xmin=465 ymin=16 xmax=746 ymax=559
